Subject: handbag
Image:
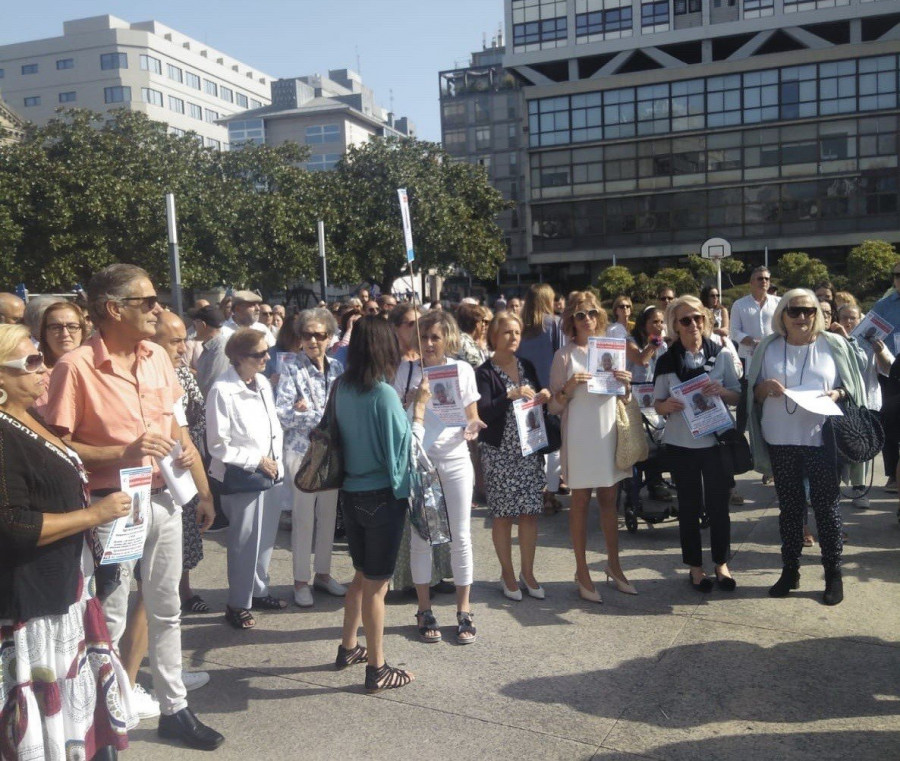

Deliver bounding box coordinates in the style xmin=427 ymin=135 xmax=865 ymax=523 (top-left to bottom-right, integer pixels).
xmin=715 ymin=377 xmax=753 ymax=476
xmin=824 ymin=394 xmax=885 ymax=465
xmin=295 ymin=380 xmax=345 ymax=493
xmin=408 ymin=438 xmax=452 ymax=546
xmin=220 ymin=463 xmax=276 ymax=494
xmin=615 ymin=393 xmax=650 ymax=470
xmin=539 ymin=412 xmax=562 ymax=455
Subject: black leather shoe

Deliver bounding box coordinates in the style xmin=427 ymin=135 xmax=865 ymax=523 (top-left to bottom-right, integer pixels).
xmin=823 ymin=568 xmax=843 ymax=606
xmin=689 ymin=573 xmax=713 ymax=593
xmin=768 ymin=566 xmax=800 ymax=597
xmin=715 ymin=572 xmax=737 ymax=592
xmin=158 ymin=707 xmax=224 ymax=751
xmin=90 ymin=746 xmax=118 ymax=761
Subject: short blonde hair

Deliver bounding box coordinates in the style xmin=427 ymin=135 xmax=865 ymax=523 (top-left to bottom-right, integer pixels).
xmin=561 ymin=291 xmax=607 ymax=339
xmin=487 ymin=310 xmax=523 ymax=351
xmin=666 ymin=295 xmax=712 ymax=339
xmin=418 ymin=310 xmax=460 ymax=356
xmin=772 ymin=288 xmax=826 ymax=337
xmin=0 ymin=324 xmax=33 ymax=364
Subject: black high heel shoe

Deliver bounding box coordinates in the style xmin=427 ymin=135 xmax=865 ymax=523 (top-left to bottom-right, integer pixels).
xmin=689 ymin=572 xmax=713 ymax=593
xmin=715 ymin=571 xmax=737 ymax=592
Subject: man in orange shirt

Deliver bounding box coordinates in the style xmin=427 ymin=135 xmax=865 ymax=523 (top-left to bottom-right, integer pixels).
xmin=44 ymin=264 xmax=224 ymax=751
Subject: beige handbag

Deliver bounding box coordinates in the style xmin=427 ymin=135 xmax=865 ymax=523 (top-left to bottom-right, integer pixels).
xmin=615 ymin=393 xmax=649 ymax=470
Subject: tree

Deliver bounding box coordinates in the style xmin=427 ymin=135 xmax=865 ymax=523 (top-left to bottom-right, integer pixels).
xmin=775 ymin=252 xmax=830 ymax=290
xmin=330 ymin=137 xmax=510 ymax=292
xmin=596 ymin=265 xmax=634 ymax=300
xmin=651 ymin=267 xmax=697 ymax=297
xmin=846 ymin=239 xmax=899 ymax=297
xmin=631 ymin=273 xmax=653 ymax=305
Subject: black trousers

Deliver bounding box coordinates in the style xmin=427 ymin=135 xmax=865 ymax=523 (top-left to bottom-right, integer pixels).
xmin=666 ymin=444 xmax=732 ymax=567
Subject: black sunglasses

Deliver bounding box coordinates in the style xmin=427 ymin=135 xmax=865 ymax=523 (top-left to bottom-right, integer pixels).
xmin=785 ymin=306 xmax=817 ymax=318
xmin=244 ymin=349 xmax=269 ymax=360
xmin=301 ymin=331 xmax=329 ymax=342
xmin=677 ymin=314 xmax=704 ymax=327
xmin=119 ymin=295 xmax=159 ymax=310
xmin=574 ymin=309 xmax=600 ymax=321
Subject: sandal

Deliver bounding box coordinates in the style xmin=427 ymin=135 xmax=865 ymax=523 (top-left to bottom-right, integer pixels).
xmin=181 ymin=595 xmax=210 ymax=614
xmin=415 ymin=609 xmax=442 ymax=643
xmin=802 ymin=534 xmax=815 ymax=548
xmin=456 ymin=610 xmax=477 ymax=644
xmin=251 ymin=595 xmax=287 ymax=610
xmin=365 ymin=662 xmax=413 ymax=693
xmin=335 ymin=644 xmax=368 ymax=670
xmin=224 ymin=605 xmax=255 ymax=630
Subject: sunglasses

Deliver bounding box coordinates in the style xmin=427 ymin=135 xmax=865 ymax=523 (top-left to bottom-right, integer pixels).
xmin=616 ymin=304 xmax=632 ymax=310
xmin=119 ymin=295 xmax=159 ymax=310
xmin=659 ymin=296 xmax=674 ymax=302
xmin=47 ymin=323 xmax=82 ymax=335
xmin=574 ymin=309 xmax=600 ymax=321
xmin=259 ymin=311 xmax=273 ymax=317
xmin=1 ymin=352 xmax=44 ymax=372
xmin=785 ymin=306 xmax=817 ymax=318
xmin=244 ymin=349 xmax=269 ymax=360
xmin=301 ymin=331 xmax=329 ymax=342
xmin=677 ymin=314 xmax=704 ymax=327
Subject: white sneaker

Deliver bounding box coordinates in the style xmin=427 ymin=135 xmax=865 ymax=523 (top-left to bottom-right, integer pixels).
xmin=313 ymin=576 xmax=347 ymax=597
xmin=131 ymin=683 xmax=160 ymax=719
xmin=182 ymin=670 xmax=210 ymax=692
xmin=851 ymin=487 xmax=870 ymax=509
xmin=294 ymin=585 xmax=314 ymax=607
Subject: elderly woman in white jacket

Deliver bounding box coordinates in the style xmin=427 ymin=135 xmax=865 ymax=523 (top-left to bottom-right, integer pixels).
xmin=207 ymin=328 xmax=286 ymax=630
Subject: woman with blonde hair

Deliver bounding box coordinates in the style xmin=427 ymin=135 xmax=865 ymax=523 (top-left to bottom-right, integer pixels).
xmin=609 ymin=295 xmax=635 ymax=336
xmin=549 ymin=291 xmax=636 ymax=601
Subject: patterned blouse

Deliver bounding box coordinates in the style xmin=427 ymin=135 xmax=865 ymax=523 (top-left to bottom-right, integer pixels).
xmin=274 ymin=351 xmax=344 ymax=457
xmin=458 ymin=332 xmax=489 ymax=368
xmin=175 ymin=365 xmax=206 ymax=455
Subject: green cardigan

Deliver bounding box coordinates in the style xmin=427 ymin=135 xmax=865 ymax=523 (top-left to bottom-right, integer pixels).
xmin=744 ymin=331 xmax=867 ymax=481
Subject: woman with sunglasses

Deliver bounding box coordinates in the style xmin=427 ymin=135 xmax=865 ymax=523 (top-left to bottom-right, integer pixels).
xmin=653 ymin=297 xmax=741 ymax=592
xmin=275 ymin=308 xmax=346 ymax=608
xmin=609 ymin=295 xmax=635 ymax=336
xmin=456 ymin=302 xmax=491 ymax=368
xmin=747 ymin=289 xmax=865 ymax=606
xmin=700 ymin=285 xmax=729 ymax=339
xmin=0 ymin=324 xmax=136 ymax=760
xmin=549 ymin=291 xmax=635 ymax=601
xmin=207 ymin=328 xmax=286 ymax=628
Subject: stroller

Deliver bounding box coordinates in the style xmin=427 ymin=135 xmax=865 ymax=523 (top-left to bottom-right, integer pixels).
xmin=621 ymin=409 xmax=680 ymax=533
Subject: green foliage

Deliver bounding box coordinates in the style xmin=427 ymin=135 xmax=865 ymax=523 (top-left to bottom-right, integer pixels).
xmin=651 ymin=267 xmax=697 ymax=297
xmin=595 ymin=265 xmax=634 ymax=300
xmin=631 ymin=273 xmax=652 ymax=304
xmin=775 ymin=252 xmax=830 ymax=290
xmin=846 ymin=239 xmax=899 ymax=296
xmin=686 ymin=254 xmax=717 ymax=280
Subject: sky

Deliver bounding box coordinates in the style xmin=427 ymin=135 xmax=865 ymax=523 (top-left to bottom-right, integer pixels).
xmin=0 ymin=0 xmax=507 ymax=141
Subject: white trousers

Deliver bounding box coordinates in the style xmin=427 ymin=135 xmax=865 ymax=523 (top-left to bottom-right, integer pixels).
xmin=96 ymin=491 xmax=187 ymax=716
xmin=286 ymin=450 xmax=339 ymax=582
xmin=545 ymin=450 xmax=561 ymax=492
xmin=220 ymin=488 xmax=281 ymax=609
xmin=410 ymin=453 xmax=474 ymax=587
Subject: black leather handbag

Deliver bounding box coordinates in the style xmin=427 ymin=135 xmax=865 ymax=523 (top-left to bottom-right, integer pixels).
xmin=220 ymin=464 xmax=276 ymax=494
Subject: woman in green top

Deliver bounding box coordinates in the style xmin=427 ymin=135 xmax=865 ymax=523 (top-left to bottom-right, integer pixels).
xmin=334 ymin=316 xmax=429 ymax=693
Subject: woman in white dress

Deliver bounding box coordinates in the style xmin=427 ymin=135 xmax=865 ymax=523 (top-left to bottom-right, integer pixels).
xmin=549 ymin=291 xmax=636 ymax=602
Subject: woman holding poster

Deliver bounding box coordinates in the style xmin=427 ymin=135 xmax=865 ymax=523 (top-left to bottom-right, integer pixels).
xmin=653 ymin=296 xmax=741 ymax=593
xmin=476 ymin=312 xmax=551 ymax=601
xmin=549 ymin=292 xmax=636 ymax=602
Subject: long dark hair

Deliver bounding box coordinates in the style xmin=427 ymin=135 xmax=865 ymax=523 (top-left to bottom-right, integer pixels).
xmin=631 ymin=305 xmax=663 ymax=349
xmin=342 ymin=316 xmax=400 ymax=392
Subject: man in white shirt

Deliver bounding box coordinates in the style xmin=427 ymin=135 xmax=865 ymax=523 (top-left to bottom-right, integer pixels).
xmin=730 ymin=266 xmax=780 ymax=365
xmin=223 ymin=290 xmax=274 ymax=347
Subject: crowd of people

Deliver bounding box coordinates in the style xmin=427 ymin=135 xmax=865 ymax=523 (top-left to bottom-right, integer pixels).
xmin=1 ymin=261 xmax=897 ymax=756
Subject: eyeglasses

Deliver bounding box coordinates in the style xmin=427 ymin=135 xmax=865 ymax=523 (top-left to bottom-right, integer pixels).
xmin=259 ymin=311 xmax=273 ymax=317
xmin=677 ymin=315 xmax=705 ymax=327
xmin=118 ymin=295 xmax=159 ymax=311
xmin=574 ymin=309 xmax=600 ymax=321
xmin=1 ymin=352 xmax=44 ymax=373
xmin=47 ymin=323 xmax=83 ymax=335
xmin=785 ymin=306 xmax=817 ymax=318
xmin=616 ymin=304 xmax=632 ymax=310
xmin=243 ymin=350 xmax=269 ymax=360
xmin=659 ymin=296 xmax=674 ymax=302
xmin=364 ymin=307 xmax=380 ymax=315
xmin=301 ymin=331 xmax=329 ymax=342
xmin=754 ymin=276 xmax=771 ymax=282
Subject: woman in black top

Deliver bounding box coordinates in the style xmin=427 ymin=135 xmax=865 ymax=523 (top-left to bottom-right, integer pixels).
xmin=0 ymin=324 xmax=135 ymax=760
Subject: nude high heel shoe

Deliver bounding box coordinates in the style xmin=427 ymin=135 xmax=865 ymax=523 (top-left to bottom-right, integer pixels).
xmin=604 ymin=567 xmax=638 ymax=596
xmin=575 ymin=575 xmax=602 ymax=603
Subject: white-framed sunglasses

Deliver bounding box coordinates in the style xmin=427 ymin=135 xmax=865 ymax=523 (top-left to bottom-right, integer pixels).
xmin=0 ymin=352 xmax=44 ymax=373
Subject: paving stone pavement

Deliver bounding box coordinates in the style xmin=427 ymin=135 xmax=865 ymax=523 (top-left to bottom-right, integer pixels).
xmin=128 ymin=471 xmax=900 ymax=760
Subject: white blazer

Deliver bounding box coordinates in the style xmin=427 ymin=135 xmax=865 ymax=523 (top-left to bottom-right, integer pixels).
xmin=206 ymin=365 xmax=284 ymax=483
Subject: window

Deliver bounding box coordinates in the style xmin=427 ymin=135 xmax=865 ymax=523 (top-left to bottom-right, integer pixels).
xmin=671 ymin=79 xmax=705 ymax=131
xmin=819 ymin=59 xmax=857 ymax=115
xmin=58 ymin=91 xmax=77 ymax=103
xmin=637 ymin=83 xmax=670 ymax=135
xmin=189 ymin=103 xmax=203 ymax=120
xmin=170 ymin=127 xmax=185 ymax=137
xmin=571 ymin=92 xmax=603 ymax=143
xmin=185 ymin=71 xmax=201 ymax=89
xmin=21 ymin=63 xmax=38 ymax=75
xmin=204 ymin=79 xmax=218 ymax=97
xmin=142 ymin=88 xmax=163 ymax=107
xmin=512 ymin=0 xmax=568 ymax=50
xmin=307 ymin=153 xmax=342 ymax=171
xmin=641 ymin=2 xmax=669 ymax=31
xmin=603 ymin=88 xmax=636 ymax=140
xmin=780 ymin=65 xmax=817 ymax=120
xmin=204 ymin=108 xmax=219 ymax=123
xmin=56 ymin=58 xmax=74 ymax=70
xmin=576 ymin=1 xmax=633 ymax=40
xmin=104 ymin=86 xmax=131 ymax=103
xmin=250 ymin=98 xmax=263 ymax=109
xmin=236 ymin=92 xmax=248 ymax=108
xmin=167 ymin=64 xmax=183 ymax=83
xmin=228 ymin=118 xmax=265 ymax=146
xmin=743 ymin=69 xmax=779 ymax=123
xmin=743 ymin=0 xmax=775 ymax=17
xmin=23 ymin=96 xmax=40 ymax=107
xmin=859 ymin=56 xmax=897 ymax=112
xmin=207 ymin=138 xmax=221 ymax=150
xmin=140 ymin=54 xmax=162 ymax=74
xmin=220 ymin=86 xmax=234 ymax=103
xmin=529 ymin=97 xmax=570 ymax=147
xmin=305 ymin=124 xmax=340 ymax=144
xmin=100 ymin=53 xmax=128 ymax=70
xmin=475 ymin=126 xmax=492 ymax=149
xmin=169 ymin=95 xmax=185 ymax=114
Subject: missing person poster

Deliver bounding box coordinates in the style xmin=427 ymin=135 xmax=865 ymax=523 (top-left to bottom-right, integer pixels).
xmin=851 ymin=312 xmax=892 ymax=343
xmin=670 ymin=373 xmax=734 ymax=439
xmin=101 ymin=466 xmax=152 ymax=565
xmin=513 ymin=397 xmax=548 ymax=456
xmin=423 ymin=363 xmax=467 ymax=427
xmin=587 ymin=336 xmax=627 ymax=395
xmin=634 ymin=382 xmax=656 ymax=412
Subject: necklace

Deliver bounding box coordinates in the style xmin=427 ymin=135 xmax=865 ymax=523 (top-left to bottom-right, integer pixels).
xmin=783 ymin=337 xmax=812 ymax=415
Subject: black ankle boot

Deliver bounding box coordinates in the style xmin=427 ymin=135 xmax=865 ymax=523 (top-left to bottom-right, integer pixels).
xmin=823 ymin=567 xmax=843 ymax=606
xmin=768 ymin=566 xmax=800 ymax=597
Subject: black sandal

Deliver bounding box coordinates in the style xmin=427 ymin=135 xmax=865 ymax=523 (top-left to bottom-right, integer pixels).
xmin=181 ymin=595 xmax=210 ymax=614
xmin=224 ymin=605 xmax=255 ymax=629
xmin=251 ymin=595 xmax=287 ymax=610
xmin=365 ymin=662 xmax=413 ymax=693
xmin=335 ymin=644 xmax=368 ymax=669
xmin=415 ymin=609 xmax=442 ymax=643
xmin=456 ymin=610 xmax=477 ymax=644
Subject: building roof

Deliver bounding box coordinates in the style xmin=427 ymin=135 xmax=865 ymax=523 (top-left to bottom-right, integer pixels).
xmin=220 ymin=95 xmax=403 ymax=133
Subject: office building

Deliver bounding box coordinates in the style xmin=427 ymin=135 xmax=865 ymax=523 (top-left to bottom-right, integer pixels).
xmin=439 ymin=35 xmax=531 ymax=283
xmin=0 ymin=15 xmax=272 ymax=149
xmin=504 ymin=0 xmax=900 ymax=282
xmin=222 ymin=69 xmax=414 ymax=170
xmin=0 ymin=93 xmax=26 ymax=144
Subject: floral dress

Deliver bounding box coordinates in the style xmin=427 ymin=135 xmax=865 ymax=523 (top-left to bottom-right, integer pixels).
xmin=176 ymin=365 xmax=205 ymax=570
xmin=480 ymin=361 xmax=547 ymax=518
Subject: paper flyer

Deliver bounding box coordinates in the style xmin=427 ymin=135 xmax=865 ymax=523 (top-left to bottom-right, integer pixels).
xmin=423 ymin=364 xmax=467 ymax=427
xmin=275 ymin=351 xmax=296 ymax=375
xmin=851 ymin=312 xmax=892 ymax=343
xmin=101 ymin=466 xmax=152 ymax=565
xmin=587 ymin=336 xmax=627 ymax=395
xmin=782 ymin=387 xmax=844 ymax=416
xmin=634 ymin=382 xmax=656 ymax=411
xmin=513 ymin=397 xmax=548 ymax=456
xmin=670 ymin=372 xmax=734 ymax=439
xmin=157 ymin=442 xmax=198 ymax=507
